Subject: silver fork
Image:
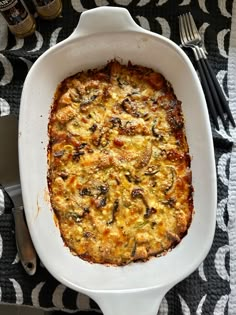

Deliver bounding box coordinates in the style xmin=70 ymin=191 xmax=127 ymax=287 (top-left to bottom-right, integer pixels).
xmin=179 ymin=12 xmax=235 ymax=129
xmin=179 ymin=13 xmax=220 ymax=129
xmin=179 ymin=13 xmax=202 ymax=59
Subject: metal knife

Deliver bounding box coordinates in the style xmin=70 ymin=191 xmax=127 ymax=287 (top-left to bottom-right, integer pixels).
xmin=0 ymin=115 xmax=37 ymax=275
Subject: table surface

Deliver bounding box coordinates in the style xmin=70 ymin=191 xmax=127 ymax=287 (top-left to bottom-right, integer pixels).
xmin=0 ymin=1 xmax=236 ymax=314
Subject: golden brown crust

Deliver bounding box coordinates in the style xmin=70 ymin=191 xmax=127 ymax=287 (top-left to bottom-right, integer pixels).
xmin=47 ymin=60 xmax=194 ymax=266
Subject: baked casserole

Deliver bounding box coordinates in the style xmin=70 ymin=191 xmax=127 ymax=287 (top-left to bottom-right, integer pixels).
xmin=47 ymin=60 xmax=193 ymax=265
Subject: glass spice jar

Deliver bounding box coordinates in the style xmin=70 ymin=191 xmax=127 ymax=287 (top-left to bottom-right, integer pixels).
xmin=0 ymin=0 xmax=36 ymax=38
xmin=33 ymin=0 xmax=62 ymax=20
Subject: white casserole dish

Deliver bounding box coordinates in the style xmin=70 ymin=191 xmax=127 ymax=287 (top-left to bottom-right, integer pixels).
xmin=19 ymin=7 xmax=217 ymax=315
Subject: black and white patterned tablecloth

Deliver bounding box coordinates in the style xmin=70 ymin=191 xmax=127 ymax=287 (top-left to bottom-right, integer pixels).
xmin=0 ymin=0 xmax=236 ymax=314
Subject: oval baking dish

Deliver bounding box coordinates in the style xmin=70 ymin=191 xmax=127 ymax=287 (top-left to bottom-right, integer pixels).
xmin=19 ymin=7 xmax=217 ymax=315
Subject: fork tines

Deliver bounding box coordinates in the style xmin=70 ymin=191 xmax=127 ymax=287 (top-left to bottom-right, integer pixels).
xmin=179 ymin=12 xmax=235 ymax=130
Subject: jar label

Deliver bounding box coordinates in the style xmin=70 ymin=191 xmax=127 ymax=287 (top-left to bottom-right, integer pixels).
xmin=0 ymin=0 xmax=35 ymax=36
xmin=33 ymin=0 xmax=61 ymax=18
xmin=0 ymin=0 xmax=18 ymax=11
xmin=8 ymin=13 xmax=34 ymax=35
xmin=0 ymin=0 xmax=30 ymax=25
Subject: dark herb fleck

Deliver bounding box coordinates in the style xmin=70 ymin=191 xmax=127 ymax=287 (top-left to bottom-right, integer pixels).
xmin=144 ymin=166 xmax=159 ymax=176
xmin=144 ymin=207 xmax=156 ymax=218
xmin=96 ymin=197 xmax=107 ymax=208
xmin=53 ymin=150 xmax=64 ymax=157
xmin=162 ymin=198 xmax=176 ymax=207
xmin=67 ymin=212 xmax=82 ymax=222
xmin=60 ymin=172 xmax=68 ymax=180
xmin=121 ymin=98 xmax=140 ymax=118
xmin=108 ymin=199 xmax=119 ymax=224
xmin=72 ymin=151 xmax=85 ymax=161
xmin=80 ymin=188 xmax=92 ymax=196
xmin=131 ymin=188 xmax=144 ymax=199
xmin=83 ymin=231 xmax=93 ymax=238
xmin=81 ymin=94 xmax=98 ymax=105
xmin=152 ymin=119 xmax=161 ymax=138
xmin=79 ymin=143 xmax=87 ymax=149
xmin=98 ymin=185 xmax=109 ymax=195
xmin=125 ymin=172 xmax=141 ymax=183
xmin=110 ymin=117 xmax=122 ymax=127
xmin=89 ymin=123 xmax=97 ymax=132
xmin=131 ymin=241 xmax=137 ymax=257
xmin=164 ymin=167 xmax=176 ymax=193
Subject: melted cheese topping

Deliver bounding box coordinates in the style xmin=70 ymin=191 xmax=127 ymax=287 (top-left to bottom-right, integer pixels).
xmin=48 ymin=61 xmax=193 ymax=265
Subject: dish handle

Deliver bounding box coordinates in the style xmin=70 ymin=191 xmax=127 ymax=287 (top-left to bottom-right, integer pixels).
xmin=90 ymin=286 xmax=170 ymax=315
xmin=68 ymin=7 xmax=141 ymax=40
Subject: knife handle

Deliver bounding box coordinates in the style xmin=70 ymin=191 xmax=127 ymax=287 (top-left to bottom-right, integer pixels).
xmin=12 ymin=206 xmax=37 ymax=276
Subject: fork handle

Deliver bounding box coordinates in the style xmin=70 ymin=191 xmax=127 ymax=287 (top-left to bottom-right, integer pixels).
xmin=195 ymin=59 xmax=219 ymax=130
xmin=199 ymin=58 xmax=227 ymax=129
xmin=204 ymin=58 xmax=235 ymax=127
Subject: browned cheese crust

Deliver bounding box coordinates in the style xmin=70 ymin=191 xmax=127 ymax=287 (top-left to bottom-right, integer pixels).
xmin=47 ymin=60 xmax=194 ymax=265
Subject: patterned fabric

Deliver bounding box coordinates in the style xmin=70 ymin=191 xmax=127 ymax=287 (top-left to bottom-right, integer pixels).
xmin=0 ymin=0 xmax=236 ymax=314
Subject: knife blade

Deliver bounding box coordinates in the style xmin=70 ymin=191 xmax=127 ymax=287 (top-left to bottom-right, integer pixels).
xmin=0 ymin=115 xmax=37 ymax=275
